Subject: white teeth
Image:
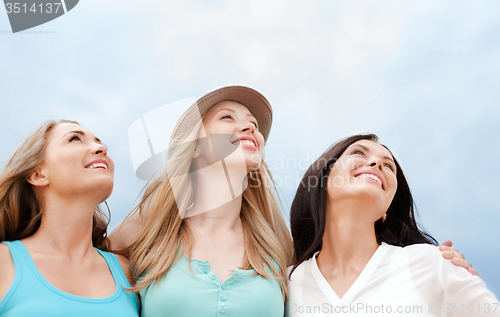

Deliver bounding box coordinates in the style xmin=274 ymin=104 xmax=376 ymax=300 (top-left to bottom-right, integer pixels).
xmin=239 ymin=140 xmax=256 ymax=147
xmin=357 ymin=173 xmax=382 ymax=187
xmin=87 ymin=163 xmax=108 ymax=170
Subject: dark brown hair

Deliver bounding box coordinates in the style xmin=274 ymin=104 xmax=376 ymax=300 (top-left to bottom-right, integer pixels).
xmin=290 ymin=134 xmax=436 ymax=275
xmin=0 ymin=120 xmax=110 ymax=250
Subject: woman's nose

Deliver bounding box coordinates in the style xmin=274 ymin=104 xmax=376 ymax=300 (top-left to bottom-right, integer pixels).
xmin=92 ymin=143 xmax=108 ymax=156
xmin=367 ymin=157 xmax=383 ymax=169
xmin=239 ymin=121 xmax=255 ymax=134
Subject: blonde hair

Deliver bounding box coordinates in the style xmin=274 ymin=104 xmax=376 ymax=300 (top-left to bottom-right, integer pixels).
xmin=0 ymin=120 xmax=110 ymax=250
xmin=127 ymin=120 xmax=294 ymax=299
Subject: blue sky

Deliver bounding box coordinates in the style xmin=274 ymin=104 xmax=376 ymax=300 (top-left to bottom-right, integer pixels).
xmin=1 ymin=0 xmax=499 ymax=296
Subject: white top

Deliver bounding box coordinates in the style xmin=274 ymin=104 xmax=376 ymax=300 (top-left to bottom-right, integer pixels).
xmin=286 ymin=242 xmax=499 ymax=317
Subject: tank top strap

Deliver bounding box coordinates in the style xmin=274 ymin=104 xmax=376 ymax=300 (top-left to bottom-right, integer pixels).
xmin=0 ymin=241 xmax=28 ymax=310
xmin=1 ymin=240 xmax=25 ymax=272
xmin=95 ymin=249 xmax=132 ymax=288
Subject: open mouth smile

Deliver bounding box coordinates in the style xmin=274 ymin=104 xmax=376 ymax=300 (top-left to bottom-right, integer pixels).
xmin=354 ymin=171 xmax=384 ymax=190
xmin=232 ymin=136 xmax=258 ymax=150
xmin=85 ymin=159 xmax=109 ymax=170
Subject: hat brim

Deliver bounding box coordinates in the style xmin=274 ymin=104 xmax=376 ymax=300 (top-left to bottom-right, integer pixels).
xmin=170 ymin=85 xmax=273 ymax=148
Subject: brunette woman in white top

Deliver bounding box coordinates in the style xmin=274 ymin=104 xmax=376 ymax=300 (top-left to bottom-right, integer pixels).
xmin=287 ymin=134 xmax=498 ymax=317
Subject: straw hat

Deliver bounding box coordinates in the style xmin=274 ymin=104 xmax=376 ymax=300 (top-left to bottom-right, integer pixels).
xmin=169 ymin=85 xmax=273 ymax=148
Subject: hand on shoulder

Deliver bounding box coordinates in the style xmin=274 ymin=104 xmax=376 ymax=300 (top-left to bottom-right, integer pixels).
xmin=438 ymin=240 xmax=478 ymax=276
xmin=0 ymin=243 xmax=15 ymax=301
xmin=404 ymin=242 xmax=478 ymax=278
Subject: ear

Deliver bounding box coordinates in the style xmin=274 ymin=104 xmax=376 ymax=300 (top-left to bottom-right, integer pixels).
xmin=27 ymin=169 xmax=49 ymax=187
xmin=192 ymin=148 xmax=201 ymax=159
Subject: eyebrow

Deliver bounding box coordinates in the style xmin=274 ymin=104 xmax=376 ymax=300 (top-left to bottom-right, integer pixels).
xmin=217 ymin=108 xmax=235 ymax=113
xmin=63 ymin=130 xmax=102 ymax=143
xmin=351 ymin=144 xmax=394 ymax=163
xmin=217 ymin=108 xmax=257 ymax=120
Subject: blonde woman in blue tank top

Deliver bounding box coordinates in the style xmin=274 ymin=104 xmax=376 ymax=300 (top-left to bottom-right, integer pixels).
xmin=0 ymin=120 xmax=139 ymax=316
xmin=110 ymin=86 xmax=295 ymax=316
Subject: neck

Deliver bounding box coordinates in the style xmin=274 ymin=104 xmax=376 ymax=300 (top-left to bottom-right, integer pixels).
xmin=317 ymin=200 xmax=380 ymax=274
xmin=25 ymin=192 xmax=100 ymax=259
xmin=184 ymin=163 xmax=247 ymax=234
xmin=184 ymin=197 xmax=243 ymax=234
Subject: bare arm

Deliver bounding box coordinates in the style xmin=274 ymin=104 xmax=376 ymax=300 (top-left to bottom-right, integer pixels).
xmin=108 ymin=212 xmax=141 ymax=258
xmin=0 ymin=243 xmax=15 ymax=301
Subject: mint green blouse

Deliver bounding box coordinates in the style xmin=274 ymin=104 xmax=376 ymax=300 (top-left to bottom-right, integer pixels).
xmin=139 ymin=254 xmax=284 ymax=316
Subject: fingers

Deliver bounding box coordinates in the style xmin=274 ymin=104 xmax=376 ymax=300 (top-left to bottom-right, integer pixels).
xmin=438 ymin=243 xmax=478 ymax=276
xmin=440 ymin=240 xmax=453 ymax=248
xmin=468 ymin=267 xmax=480 ymax=277
xmin=438 ymin=243 xmax=453 ymax=253
xmin=438 ymin=244 xmax=452 ymax=252
xmin=439 ymin=246 xmax=466 ymax=260
xmin=451 ymin=257 xmax=472 ymax=270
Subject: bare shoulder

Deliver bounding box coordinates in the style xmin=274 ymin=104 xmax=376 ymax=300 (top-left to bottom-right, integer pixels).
xmin=115 ymin=253 xmax=133 ymax=284
xmin=0 ymin=243 xmax=15 ymax=300
xmin=108 ymin=212 xmax=141 ymax=253
xmin=0 ymin=243 xmax=15 ymax=276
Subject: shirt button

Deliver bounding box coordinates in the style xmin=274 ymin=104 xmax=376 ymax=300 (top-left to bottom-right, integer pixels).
xmin=219 ymin=307 xmax=226 ymax=314
xmin=210 ymin=275 xmax=217 ymax=281
xmin=220 ymin=295 xmax=227 ymax=301
xmin=204 ymin=269 xmax=210 ymax=274
xmin=221 ymin=285 xmax=226 ymax=290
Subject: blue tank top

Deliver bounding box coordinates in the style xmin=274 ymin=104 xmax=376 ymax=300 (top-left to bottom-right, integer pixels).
xmin=0 ymin=240 xmax=139 ymax=317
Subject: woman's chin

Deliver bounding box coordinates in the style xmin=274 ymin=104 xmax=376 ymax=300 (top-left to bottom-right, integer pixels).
xmin=245 ymin=153 xmax=261 ymax=169
xmin=89 ymin=179 xmax=114 ymax=201
xmin=332 ymin=186 xmax=387 ymax=206
xmin=246 ymin=161 xmax=261 ymax=172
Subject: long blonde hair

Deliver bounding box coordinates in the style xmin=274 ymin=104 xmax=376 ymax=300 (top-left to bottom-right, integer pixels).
xmin=127 ymin=120 xmax=294 ymax=299
xmin=0 ymin=120 xmax=110 ymax=250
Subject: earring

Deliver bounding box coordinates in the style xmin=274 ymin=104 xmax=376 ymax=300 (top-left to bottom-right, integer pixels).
xmin=193 ymin=148 xmax=201 ymax=158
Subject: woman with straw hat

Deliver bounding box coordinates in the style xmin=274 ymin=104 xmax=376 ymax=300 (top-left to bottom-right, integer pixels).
xmin=110 ymin=86 xmax=294 ymax=316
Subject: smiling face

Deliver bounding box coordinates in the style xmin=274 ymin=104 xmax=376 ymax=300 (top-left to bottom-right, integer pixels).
xmin=326 ymin=139 xmax=397 ymax=221
xmin=35 ymin=122 xmax=115 ymax=203
xmin=196 ymin=101 xmax=265 ymax=171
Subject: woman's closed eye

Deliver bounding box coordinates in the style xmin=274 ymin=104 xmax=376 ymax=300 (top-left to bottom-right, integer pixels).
xmin=351 ymin=150 xmax=364 ymax=156
xmin=69 ymin=134 xmax=82 ymax=142
xmin=384 ymin=163 xmax=395 ymax=172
